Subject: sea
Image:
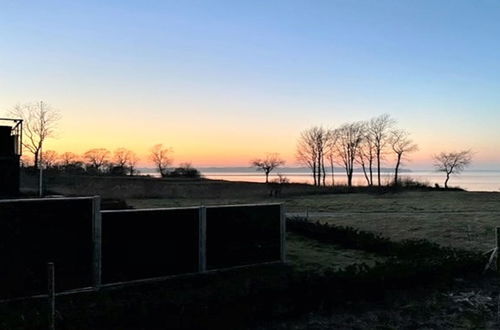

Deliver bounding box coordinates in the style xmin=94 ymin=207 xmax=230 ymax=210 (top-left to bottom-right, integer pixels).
xmin=139 ymin=167 xmax=500 ymax=192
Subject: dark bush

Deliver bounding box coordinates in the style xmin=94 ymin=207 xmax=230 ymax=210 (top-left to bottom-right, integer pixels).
xmin=166 ymin=166 xmax=201 ymax=178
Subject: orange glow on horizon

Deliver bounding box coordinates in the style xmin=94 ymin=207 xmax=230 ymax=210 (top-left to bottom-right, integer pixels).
xmin=15 ymin=107 xmax=500 ymax=169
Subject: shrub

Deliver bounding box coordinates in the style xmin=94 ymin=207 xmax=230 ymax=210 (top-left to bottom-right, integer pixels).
xmin=166 ymin=164 xmax=201 ymax=178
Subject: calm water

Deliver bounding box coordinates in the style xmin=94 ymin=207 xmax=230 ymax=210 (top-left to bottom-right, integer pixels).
xmin=140 ymin=169 xmax=500 ymax=192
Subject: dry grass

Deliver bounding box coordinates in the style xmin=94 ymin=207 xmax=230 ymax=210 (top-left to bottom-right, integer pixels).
xmin=290 ymin=191 xmax=500 ymax=252
xmin=127 ymin=197 xmax=271 ymax=209
xmin=128 ymin=191 xmax=500 ymax=253
xmin=282 ymin=191 xmax=500 ymax=213
xmin=286 ymin=233 xmax=385 ymax=273
xmin=320 ymin=213 xmax=499 ymax=252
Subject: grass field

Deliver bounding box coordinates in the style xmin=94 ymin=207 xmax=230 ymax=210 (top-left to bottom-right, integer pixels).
xmin=289 ymin=191 xmax=500 ymax=252
xmin=129 ymin=190 xmax=500 ymax=253
xmin=286 ymin=233 xmax=385 ymax=273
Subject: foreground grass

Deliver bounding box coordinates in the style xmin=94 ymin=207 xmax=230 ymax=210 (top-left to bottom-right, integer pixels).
xmin=255 ymin=275 xmax=500 ymax=330
xmin=287 ymin=233 xmax=385 ymax=273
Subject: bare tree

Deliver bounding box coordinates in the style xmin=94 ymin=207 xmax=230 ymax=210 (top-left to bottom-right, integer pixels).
xmin=113 ymin=148 xmax=132 ymax=168
xmin=59 ymin=152 xmax=79 ymax=166
xmin=368 ymin=114 xmax=395 ymax=187
xmin=334 ymin=122 xmax=365 ymax=187
xmin=390 ymin=129 xmax=418 ymax=185
xmin=8 ymin=101 xmax=61 ymax=168
xmin=112 ymin=147 xmax=138 ymax=175
xmin=296 ymin=126 xmax=329 ymax=186
xmin=433 ymin=150 xmax=472 ymax=189
xmin=326 ymin=129 xmax=339 ymax=186
xmin=41 ymin=150 xmax=58 ymax=168
xmin=297 ymin=130 xmax=317 ymax=186
xmin=126 ymin=152 xmax=139 ymax=176
xmin=58 ymin=151 xmax=84 ymax=173
xmin=356 ymin=126 xmax=375 ymax=186
xmin=150 ymin=144 xmax=172 ymax=177
xmin=251 ymin=153 xmax=285 ymax=183
xmin=84 ymin=148 xmax=111 ymax=172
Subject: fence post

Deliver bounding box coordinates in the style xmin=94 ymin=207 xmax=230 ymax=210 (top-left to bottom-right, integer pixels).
xmin=92 ymin=196 xmax=102 ymax=288
xmin=198 ymin=206 xmax=207 ymax=272
xmin=47 ymin=262 xmax=55 ymax=330
xmin=496 ymin=227 xmax=500 ymax=273
xmin=280 ymin=204 xmax=287 ymax=263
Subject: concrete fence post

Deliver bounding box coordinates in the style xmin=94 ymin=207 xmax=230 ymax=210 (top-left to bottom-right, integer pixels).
xmin=496 ymin=227 xmax=500 ymax=273
xmin=47 ymin=262 xmax=55 ymax=330
xmin=280 ymin=204 xmax=287 ymax=263
xmin=92 ymin=196 xmax=102 ymax=288
xmin=198 ymin=206 xmax=207 ymax=272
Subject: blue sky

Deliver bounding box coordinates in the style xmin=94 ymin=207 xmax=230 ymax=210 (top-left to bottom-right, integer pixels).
xmin=1 ymin=0 xmax=500 ymax=167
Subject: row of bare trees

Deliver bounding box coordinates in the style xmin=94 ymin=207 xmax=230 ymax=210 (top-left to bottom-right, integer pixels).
xmin=8 ymin=102 xmax=184 ymax=177
xmin=8 ymin=101 xmax=472 ymax=187
xmin=31 ymin=148 xmax=140 ymax=176
xmin=33 ymin=144 xmax=192 ymax=178
xmin=296 ymin=114 xmax=419 ymax=187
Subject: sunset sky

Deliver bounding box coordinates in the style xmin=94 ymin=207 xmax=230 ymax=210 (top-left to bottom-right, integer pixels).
xmin=1 ymin=1 xmax=500 ymax=168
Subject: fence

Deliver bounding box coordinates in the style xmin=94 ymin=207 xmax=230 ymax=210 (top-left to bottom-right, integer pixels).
xmin=0 ymin=197 xmax=285 ymax=299
xmin=0 ymin=197 xmax=97 ymax=299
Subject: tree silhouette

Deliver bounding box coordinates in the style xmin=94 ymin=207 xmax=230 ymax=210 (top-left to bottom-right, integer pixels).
xmin=334 ymin=121 xmax=365 ymax=187
xmin=433 ymin=150 xmax=472 ymax=188
xmin=251 ymin=153 xmax=285 ymax=183
xmin=8 ymin=101 xmax=61 ymax=168
xmin=390 ymin=129 xmax=418 ymax=185
xmin=296 ymin=126 xmax=330 ymax=186
xmin=84 ymin=148 xmax=110 ymax=173
xmin=150 ymin=144 xmax=172 ymax=177
xmin=368 ymin=114 xmax=395 ymax=187
xmin=41 ymin=150 xmax=59 ymax=168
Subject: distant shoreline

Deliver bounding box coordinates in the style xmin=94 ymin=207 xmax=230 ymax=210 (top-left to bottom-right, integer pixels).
xmin=137 ymin=167 xmax=500 ymax=173
xmin=137 ymin=166 xmax=415 ymax=174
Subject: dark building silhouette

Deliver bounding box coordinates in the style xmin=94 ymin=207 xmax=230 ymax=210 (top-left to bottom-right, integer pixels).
xmin=0 ymin=120 xmax=22 ymax=196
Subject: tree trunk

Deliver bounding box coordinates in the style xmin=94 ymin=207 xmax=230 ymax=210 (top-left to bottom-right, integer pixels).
xmin=377 ymin=151 xmax=381 ymax=187
xmin=331 ymin=162 xmax=335 ymax=187
xmin=312 ymin=161 xmax=317 ymax=186
xmin=317 ymin=154 xmax=322 ymax=187
xmin=345 ymin=164 xmax=352 ymax=187
xmin=394 ymin=155 xmax=401 ymax=186
xmin=361 ymin=164 xmax=370 ymax=186
xmin=265 ymin=171 xmax=269 ymax=184
xmin=445 ymin=172 xmax=450 ymax=189
xmin=369 ymin=158 xmax=373 ymax=186
xmin=34 ymin=150 xmax=40 ymax=169
xmin=321 ymin=156 xmax=326 ymax=186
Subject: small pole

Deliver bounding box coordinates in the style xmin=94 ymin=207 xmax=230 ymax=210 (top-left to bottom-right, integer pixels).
xmin=38 ymin=101 xmax=44 ymax=198
xmin=92 ymin=196 xmax=102 ymax=288
xmin=496 ymin=227 xmax=500 ymax=273
xmin=280 ymin=204 xmax=287 ymax=263
xmin=39 ymin=148 xmax=44 ymax=198
xmin=198 ymin=206 xmax=207 ymax=272
xmin=48 ymin=262 xmax=55 ymax=330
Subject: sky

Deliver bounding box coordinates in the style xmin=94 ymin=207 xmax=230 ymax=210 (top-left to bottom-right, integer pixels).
xmin=1 ymin=0 xmax=500 ymax=168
